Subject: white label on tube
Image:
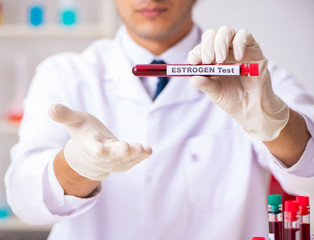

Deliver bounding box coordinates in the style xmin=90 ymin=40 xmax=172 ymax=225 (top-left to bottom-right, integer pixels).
xmin=269 ymin=233 xmax=275 ymax=240
xmin=166 ymin=65 xmax=240 ymax=76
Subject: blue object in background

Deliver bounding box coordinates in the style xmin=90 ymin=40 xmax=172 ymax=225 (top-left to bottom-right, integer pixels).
xmin=29 ymin=3 xmax=44 ymax=26
xmin=0 ymin=206 xmax=11 ymax=219
xmin=0 ymin=193 xmax=11 ymax=219
xmin=60 ymin=7 xmax=77 ymax=26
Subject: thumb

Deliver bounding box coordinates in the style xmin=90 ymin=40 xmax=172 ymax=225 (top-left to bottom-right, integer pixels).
xmin=190 ymin=76 xmax=221 ymax=102
xmin=48 ymin=103 xmax=84 ymax=126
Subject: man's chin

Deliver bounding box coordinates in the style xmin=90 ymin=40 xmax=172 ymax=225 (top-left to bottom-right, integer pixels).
xmin=132 ymin=26 xmax=174 ymax=41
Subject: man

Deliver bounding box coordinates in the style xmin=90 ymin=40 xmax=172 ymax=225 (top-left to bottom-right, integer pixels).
xmin=5 ymin=0 xmax=314 ymax=239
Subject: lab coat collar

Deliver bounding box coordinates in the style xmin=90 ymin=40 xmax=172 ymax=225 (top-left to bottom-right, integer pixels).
xmin=106 ymin=44 xmax=152 ymax=105
xmin=119 ymin=24 xmax=201 ymax=65
xmin=104 ymin=25 xmax=205 ymax=108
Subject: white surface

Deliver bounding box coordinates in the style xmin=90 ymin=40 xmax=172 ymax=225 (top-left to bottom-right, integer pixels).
xmin=0 ymin=216 xmax=51 ymax=231
xmin=193 ymin=0 xmax=314 ymax=96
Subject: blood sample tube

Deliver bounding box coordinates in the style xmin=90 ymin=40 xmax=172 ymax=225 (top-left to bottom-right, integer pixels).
xmin=268 ymin=194 xmax=283 ymax=240
xmin=296 ymin=196 xmax=310 ymax=240
xmin=284 ymin=200 xmax=300 ymax=240
xmin=132 ymin=63 xmax=259 ymax=77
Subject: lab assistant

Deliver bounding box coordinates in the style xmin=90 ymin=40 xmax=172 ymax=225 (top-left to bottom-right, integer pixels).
xmin=5 ymin=25 xmax=314 ymax=240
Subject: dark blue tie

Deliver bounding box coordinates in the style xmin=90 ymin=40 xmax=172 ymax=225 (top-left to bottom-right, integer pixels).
xmin=151 ymin=59 xmax=169 ymax=100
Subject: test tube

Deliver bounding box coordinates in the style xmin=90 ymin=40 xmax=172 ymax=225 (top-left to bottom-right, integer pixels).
xmin=284 ymin=200 xmax=300 ymax=240
xmin=268 ymin=194 xmax=283 ymax=240
xmin=296 ymin=196 xmax=310 ymax=240
xmin=132 ymin=63 xmax=259 ymax=77
xmin=7 ymin=54 xmax=29 ymax=123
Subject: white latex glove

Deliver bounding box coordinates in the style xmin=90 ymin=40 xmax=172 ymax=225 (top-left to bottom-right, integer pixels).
xmin=48 ymin=104 xmax=152 ymax=181
xmin=188 ymin=26 xmax=289 ymax=141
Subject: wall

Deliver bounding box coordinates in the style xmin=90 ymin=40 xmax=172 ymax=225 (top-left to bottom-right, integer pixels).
xmin=193 ymin=0 xmax=314 ymax=95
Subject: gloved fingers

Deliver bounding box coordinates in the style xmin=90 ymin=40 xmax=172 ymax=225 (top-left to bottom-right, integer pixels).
xmin=119 ymin=142 xmax=152 ymax=156
xmin=200 ymin=29 xmax=216 ymax=64
xmin=232 ymin=29 xmax=261 ymax=61
xmin=48 ymin=103 xmax=84 ymax=126
xmin=188 ymin=44 xmax=202 ymax=65
xmin=214 ymin=26 xmax=236 ymax=64
xmin=129 ymin=143 xmax=144 ymax=155
xmin=123 ymin=142 xmax=152 ymax=162
xmin=64 ymin=139 xmax=151 ymax=179
xmin=79 ymin=133 xmax=109 ymax=157
xmin=130 ymin=143 xmax=153 ymax=154
xmin=190 ymin=76 xmax=221 ymax=102
xmin=90 ymin=141 xmax=150 ymax=169
xmin=104 ymin=141 xmax=151 ymax=158
xmin=104 ymin=141 xmax=131 ymax=159
xmin=143 ymin=145 xmax=153 ymax=154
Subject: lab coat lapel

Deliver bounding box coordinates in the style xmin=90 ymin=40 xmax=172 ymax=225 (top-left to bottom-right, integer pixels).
xmin=105 ymin=43 xmax=152 ymax=104
xmin=151 ymin=77 xmax=205 ymax=109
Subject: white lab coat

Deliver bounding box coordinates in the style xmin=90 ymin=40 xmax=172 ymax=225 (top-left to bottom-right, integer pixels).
xmin=5 ymin=26 xmax=314 ymax=240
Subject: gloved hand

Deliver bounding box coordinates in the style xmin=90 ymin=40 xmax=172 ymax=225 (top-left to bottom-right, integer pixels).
xmin=188 ymin=26 xmax=289 ymax=141
xmin=48 ymin=104 xmax=152 ymax=181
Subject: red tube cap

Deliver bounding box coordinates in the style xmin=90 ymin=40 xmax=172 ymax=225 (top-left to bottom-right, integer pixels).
xmin=285 ymin=200 xmax=299 ymax=222
xmin=241 ymin=63 xmax=259 ymax=76
xmin=296 ymin=196 xmax=310 ymax=215
xmin=252 ymin=238 xmax=265 ymax=240
xmin=249 ymin=64 xmax=259 ymax=76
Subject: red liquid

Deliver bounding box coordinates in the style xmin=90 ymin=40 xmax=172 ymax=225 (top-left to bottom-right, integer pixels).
xmin=300 ymin=223 xmax=310 ymax=240
xmin=269 ymin=221 xmax=283 ymax=240
xmin=285 ymin=228 xmax=300 ymax=240
xmin=133 ymin=64 xmax=168 ymax=76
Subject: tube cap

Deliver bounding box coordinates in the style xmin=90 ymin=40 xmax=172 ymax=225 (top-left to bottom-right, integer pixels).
xmin=285 ymin=200 xmax=299 ymax=222
xmin=268 ymin=194 xmax=282 ymax=213
xmin=241 ymin=63 xmax=259 ymax=76
xmin=252 ymin=238 xmax=265 ymax=240
xmin=296 ymin=196 xmax=310 ymax=215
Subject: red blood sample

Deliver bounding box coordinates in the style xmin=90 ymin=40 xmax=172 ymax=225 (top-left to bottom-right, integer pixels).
xmin=284 ymin=228 xmax=300 ymax=240
xmin=300 ymin=223 xmax=310 ymax=240
xmin=269 ymin=221 xmax=283 ymax=240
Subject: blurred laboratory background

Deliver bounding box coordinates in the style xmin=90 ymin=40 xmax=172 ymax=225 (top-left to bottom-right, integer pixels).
xmin=0 ymin=0 xmax=313 ymax=239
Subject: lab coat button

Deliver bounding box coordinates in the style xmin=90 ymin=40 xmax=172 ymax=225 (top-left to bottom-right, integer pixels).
xmin=191 ymin=153 xmax=199 ymax=162
xmin=145 ymin=176 xmax=152 ymax=184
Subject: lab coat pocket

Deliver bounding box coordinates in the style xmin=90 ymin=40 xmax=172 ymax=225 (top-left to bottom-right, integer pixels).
xmin=183 ymin=130 xmax=250 ymax=211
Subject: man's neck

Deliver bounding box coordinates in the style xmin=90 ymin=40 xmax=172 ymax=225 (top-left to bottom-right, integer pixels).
xmin=127 ymin=22 xmax=194 ymax=56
